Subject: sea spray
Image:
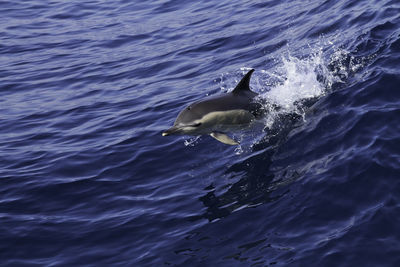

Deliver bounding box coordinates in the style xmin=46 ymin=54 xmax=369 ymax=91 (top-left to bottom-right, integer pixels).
xmin=184 ymin=43 xmax=370 ymax=148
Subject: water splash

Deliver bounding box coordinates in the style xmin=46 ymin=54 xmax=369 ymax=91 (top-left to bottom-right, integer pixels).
xmin=234 ymin=145 xmax=244 ymax=155
xmin=203 ymin=43 xmax=373 ymax=149
xmin=184 ymin=136 xmax=201 ymax=146
xmin=257 ymin=49 xmax=332 ymax=128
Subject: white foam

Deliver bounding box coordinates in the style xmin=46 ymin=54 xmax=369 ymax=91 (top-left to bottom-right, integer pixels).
xmin=264 ymin=51 xmax=329 ymax=110
xmin=251 ymin=46 xmax=345 ymax=130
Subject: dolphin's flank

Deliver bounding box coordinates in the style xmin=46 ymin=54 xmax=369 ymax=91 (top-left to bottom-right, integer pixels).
xmin=163 ymin=69 xmax=260 ymax=145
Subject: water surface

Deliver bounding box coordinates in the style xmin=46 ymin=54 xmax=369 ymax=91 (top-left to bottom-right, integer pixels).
xmin=1 ymin=0 xmax=400 ymax=266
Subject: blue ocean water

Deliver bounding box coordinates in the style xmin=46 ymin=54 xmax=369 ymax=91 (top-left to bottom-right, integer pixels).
xmin=1 ymin=0 xmax=400 ymax=265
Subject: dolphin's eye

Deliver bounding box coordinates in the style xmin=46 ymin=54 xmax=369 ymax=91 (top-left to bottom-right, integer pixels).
xmin=187 ymin=106 xmax=192 ymax=110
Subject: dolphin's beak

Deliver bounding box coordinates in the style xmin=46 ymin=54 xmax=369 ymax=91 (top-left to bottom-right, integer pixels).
xmin=162 ymin=126 xmax=180 ymax=136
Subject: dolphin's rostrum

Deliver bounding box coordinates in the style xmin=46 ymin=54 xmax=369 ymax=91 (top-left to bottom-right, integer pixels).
xmin=163 ymin=69 xmax=261 ymax=145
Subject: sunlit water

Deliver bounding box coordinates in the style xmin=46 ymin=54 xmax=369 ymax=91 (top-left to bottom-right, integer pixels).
xmin=1 ymin=0 xmax=400 ymax=266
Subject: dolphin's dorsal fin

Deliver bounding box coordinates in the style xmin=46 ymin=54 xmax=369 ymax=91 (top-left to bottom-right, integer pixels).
xmin=232 ymin=69 xmax=255 ymax=94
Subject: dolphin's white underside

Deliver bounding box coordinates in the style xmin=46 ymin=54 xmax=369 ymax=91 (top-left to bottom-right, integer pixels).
xmin=179 ymin=109 xmax=255 ymax=135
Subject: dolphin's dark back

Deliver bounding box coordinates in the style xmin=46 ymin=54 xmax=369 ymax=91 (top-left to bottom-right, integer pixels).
xmin=175 ymin=69 xmax=259 ymax=125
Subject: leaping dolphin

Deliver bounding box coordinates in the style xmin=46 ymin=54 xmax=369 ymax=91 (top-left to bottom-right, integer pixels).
xmin=162 ymin=69 xmax=261 ymax=145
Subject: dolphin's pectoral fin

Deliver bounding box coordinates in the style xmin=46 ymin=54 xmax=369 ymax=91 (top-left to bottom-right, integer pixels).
xmin=210 ymin=132 xmax=239 ymax=145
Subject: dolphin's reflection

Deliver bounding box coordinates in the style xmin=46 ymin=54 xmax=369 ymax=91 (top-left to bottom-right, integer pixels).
xmin=200 ymin=154 xmax=276 ymax=221
xmin=199 ymin=114 xmax=299 ymax=222
xmin=197 ymin=94 xmax=322 ymax=221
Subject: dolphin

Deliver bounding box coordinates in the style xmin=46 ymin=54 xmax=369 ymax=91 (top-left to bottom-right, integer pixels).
xmin=162 ymin=69 xmax=261 ymax=145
